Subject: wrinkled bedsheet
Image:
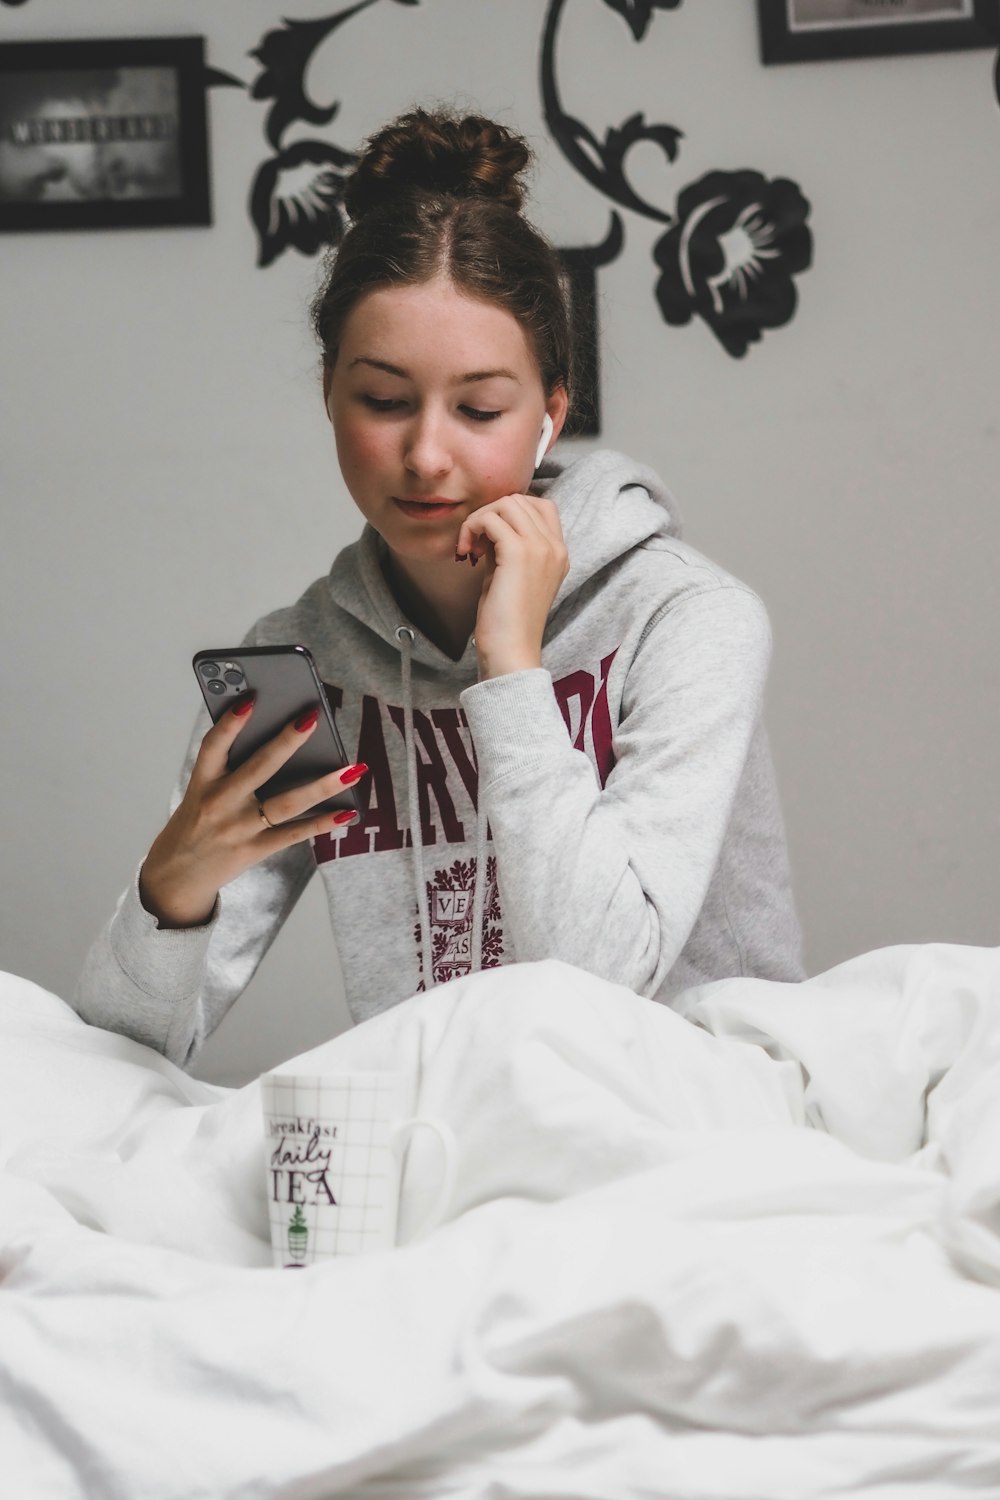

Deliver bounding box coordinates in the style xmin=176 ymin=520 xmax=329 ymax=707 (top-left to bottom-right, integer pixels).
xmin=2 ymin=943 xmax=1000 ymax=1498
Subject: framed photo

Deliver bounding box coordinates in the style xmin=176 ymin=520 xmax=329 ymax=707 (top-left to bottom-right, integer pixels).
xmin=0 ymin=36 xmax=210 ymax=230
xmin=758 ymin=0 xmax=998 ymax=64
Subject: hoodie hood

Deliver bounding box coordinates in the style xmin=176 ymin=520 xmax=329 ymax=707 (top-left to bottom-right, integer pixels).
xmin=325 ymin=448 xmax=682 ymax=664
xmin=536 ymin=447 xmax=682 ymax=609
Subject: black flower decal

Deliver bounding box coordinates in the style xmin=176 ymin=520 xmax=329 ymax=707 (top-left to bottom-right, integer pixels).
xmin=653 ymin=170 xmax=812 ymax=357
xmin=249 ymin=3 xmax=376 ymax=151
xmin=250 ymin=139 xmax=355 ymax=268
xmin=600 ymin=0 xmax=681 ymax=43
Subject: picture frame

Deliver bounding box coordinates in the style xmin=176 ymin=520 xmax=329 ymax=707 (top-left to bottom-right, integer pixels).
xmin=757 ymin=0 xmax=997 ymax=64
xmin=0 ymin=35 xmax=210 ymax=230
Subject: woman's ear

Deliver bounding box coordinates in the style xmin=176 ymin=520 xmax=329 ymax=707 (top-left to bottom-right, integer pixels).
xmin=546 ymin=383 xmax=570 ymax=445
xmin=322 ymin=363 xmax=334 ymax=420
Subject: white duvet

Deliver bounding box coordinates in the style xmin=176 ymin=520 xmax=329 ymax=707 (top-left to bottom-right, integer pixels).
xmin=2 ymin=944 xmax=1000 ymax=1498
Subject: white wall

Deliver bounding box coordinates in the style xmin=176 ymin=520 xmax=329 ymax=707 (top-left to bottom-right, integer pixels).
xmin=2 ymin=0 xmax=998 ymax=1084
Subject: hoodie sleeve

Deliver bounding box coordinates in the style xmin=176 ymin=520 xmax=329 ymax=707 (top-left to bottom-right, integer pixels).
xmin=459 ymin=583 xmax=772 ymax=999
xmin=72 ymin=704 xmax=316 ymax=1069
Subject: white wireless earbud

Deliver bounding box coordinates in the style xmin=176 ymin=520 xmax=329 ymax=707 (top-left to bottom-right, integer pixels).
xmin=534 ymin=413 xmax=554 ymax=470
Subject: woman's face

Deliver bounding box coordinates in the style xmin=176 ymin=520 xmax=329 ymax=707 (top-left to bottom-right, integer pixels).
xmin=324 ymin=276 xmax=567 ymax=565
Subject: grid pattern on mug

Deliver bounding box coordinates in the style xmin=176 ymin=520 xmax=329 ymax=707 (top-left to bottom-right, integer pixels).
xmin=264 ymin=1075 xmax=397 ymax=1260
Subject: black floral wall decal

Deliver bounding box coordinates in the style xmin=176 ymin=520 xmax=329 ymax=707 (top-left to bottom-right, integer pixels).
xmin=542 ymin=1 xmax=682 ymax=223
xmin=244 ymin=2 xmax=376 ymax=268
xmin=599 ymin=0 xmax=681 ymax=44
xmin=250 ymin=3 xmax=375 ymax=152
xmin=251 ymin=138 xmax=355 ymax=268
xmin=542 ymin=0 xmax=813 ymax=360
xmin=203 ymin=66 xmax=246 ymax=93
xmin=653 ymin=171 xmax=812 ymax=357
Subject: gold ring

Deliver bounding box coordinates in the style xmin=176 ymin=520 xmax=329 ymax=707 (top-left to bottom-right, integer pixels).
xmin=257 ymin=799 xmax=275 ymax=830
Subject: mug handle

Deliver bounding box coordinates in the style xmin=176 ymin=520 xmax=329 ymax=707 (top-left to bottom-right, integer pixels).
xmin=391 ymin=1116 xmax=458 ymax=1242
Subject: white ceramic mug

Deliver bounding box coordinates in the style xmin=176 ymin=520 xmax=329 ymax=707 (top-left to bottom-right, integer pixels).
xmin=260 ymin=1070 xmax=457 ymax=1267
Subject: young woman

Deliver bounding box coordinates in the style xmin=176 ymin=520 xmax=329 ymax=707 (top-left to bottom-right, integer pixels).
xmin=75 ymin=107 xmax=805 ymax=1068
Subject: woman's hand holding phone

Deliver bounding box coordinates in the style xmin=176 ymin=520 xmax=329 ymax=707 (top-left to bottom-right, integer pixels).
xmin=455 ymin=492 xmax=569 ymax=680
xmin=139 ymin=701 xmax=364 ymax=930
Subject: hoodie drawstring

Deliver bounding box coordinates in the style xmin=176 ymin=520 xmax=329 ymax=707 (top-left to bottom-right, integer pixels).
xmin=395 ymin=623 xmax=484 ymax=990
xmin=470 ymin=800 xmax=487 ymax=975
xmin=395 ymin=625 xmax=432 ymax=991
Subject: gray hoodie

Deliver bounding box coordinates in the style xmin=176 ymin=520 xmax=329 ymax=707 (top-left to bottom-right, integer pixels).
xmin=75 ymin=449 xmax=805 ymax=1067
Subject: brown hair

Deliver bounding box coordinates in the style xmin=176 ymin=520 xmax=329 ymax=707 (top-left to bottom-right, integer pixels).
xmin=310 ymin=107 xmax=572 ymax=399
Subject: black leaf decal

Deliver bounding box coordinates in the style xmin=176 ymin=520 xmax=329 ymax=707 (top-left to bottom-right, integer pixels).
xmin=543 ymin=1 xmax=682 ymax=223
xmin=202 ymin=66 xmax=246 ymax=92
xmin=249 ymin=2 xmax=376 ymax=151
xmin=606 ymin=113 xmax=681 ymax=166
xmin=600 ymin=0 xmax=682 ymax=44
xmin=250 ymin=139 xmax=355 ymax=268
xmin=601 ymin=112 xmax=682 ymax=221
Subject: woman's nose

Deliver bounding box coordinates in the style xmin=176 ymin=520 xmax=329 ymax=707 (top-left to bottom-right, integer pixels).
xmin=403 ymin=411 xmax=452 ymax=479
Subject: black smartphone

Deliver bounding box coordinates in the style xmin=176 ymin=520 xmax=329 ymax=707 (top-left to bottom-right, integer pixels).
xmin=192 ymin=645 xmax=360 ymax=822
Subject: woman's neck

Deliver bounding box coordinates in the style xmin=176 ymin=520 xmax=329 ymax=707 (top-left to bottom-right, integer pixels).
xmin=380 ymin=546 xmax=482 ymax=661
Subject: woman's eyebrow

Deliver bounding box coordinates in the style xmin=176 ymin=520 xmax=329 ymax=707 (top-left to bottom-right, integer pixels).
xmin=458 ymin=368 xmax=520 ymax=385
xmin=349 ymin=356 xmax=520 ymax=384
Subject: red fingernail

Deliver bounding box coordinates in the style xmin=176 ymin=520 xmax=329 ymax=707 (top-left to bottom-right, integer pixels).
xmin=332 ymin=809 xmax=358 ymax=826
xmin=470 ymin=553 xmax=479 ymax=567
xmin=295 ymin=707 xmax=319 ymax=733
xmin=232 ymin=694 xmax=255 ymax=717
xmin=455 ymin=551 xmax=468 ymax=563
xmin=339 ymin=762 xmax=369 ymax=786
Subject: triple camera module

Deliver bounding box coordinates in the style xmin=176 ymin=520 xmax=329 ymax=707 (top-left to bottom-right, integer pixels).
xmin=197 ymin=660 xmax=246 ymax=698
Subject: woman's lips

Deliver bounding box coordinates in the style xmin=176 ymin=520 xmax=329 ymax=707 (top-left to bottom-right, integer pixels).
xmin=393 ymin=497 xmax=463 ymax=520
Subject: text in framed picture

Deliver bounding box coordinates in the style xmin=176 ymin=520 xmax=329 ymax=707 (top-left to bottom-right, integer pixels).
xmin=0 ymin=35 xmax=210 ymax=230
xmin=758 ymin=0 xmax=997 ymax=63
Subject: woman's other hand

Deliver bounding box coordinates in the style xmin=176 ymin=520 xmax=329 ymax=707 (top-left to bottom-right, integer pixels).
xmin=138 ymin=700 xmax=365 ymax=929
xmin=455 ymin=493 xmax=569 ymax=679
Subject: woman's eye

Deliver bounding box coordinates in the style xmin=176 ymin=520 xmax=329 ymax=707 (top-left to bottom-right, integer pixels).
xmin=361 ymin=395 xmax=404 ymax=412
xmin=359 ymin=396 xmax=501 ymax=421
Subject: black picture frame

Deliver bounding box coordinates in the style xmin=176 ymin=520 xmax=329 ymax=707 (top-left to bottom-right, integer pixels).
xmin=758 ymin=0 xmax=997 ymax=64
xmin=0 ymin=35 xmax=210 ymax=230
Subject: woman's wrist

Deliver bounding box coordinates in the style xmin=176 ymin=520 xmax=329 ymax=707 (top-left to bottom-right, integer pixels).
xmin=139 ymin=857 xmax=217 ymax=931
xmin=476 ymin=644 xmax=542 ymax=681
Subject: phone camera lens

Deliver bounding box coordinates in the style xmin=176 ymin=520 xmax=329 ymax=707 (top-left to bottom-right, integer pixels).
xmin=223 ymin=669 xmax=244 ymax=686
xmin=206 ymin=679 xmax=227 ymax=695
xmin=199 ymin=661 xmax=220 ymax=678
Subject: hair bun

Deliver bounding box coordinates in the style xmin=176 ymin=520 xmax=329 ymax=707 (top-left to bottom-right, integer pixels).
xmin=344 ymin=107 xmax=532 ymax=221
